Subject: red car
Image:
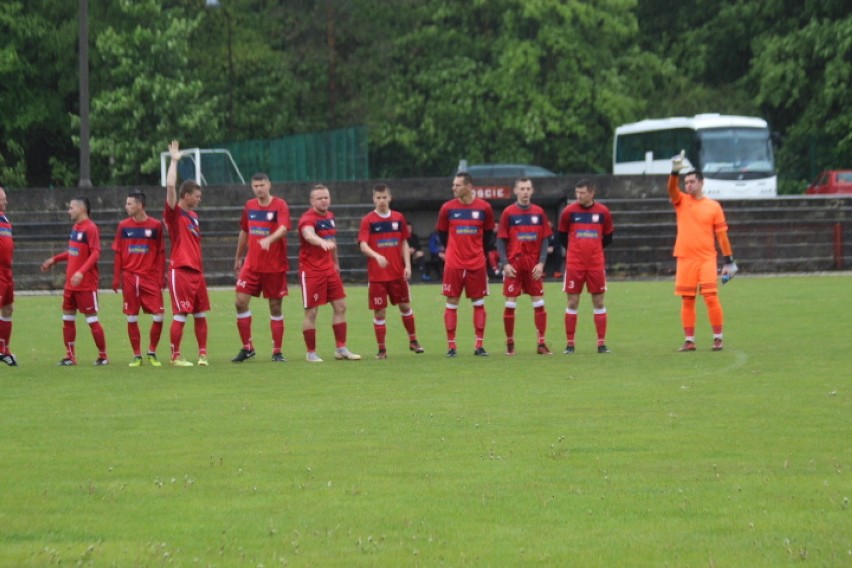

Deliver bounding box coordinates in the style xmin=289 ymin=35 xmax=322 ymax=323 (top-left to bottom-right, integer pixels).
xmin=805 ymin=170 xmax=852 ymax=194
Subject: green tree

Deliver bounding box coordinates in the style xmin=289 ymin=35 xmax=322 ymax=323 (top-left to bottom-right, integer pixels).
xmin=365 ymin=0 xmax=665 ymax=177
xmin=88 ymin=0 xmax=220 ymax=185
xmin=191 ymin=0 xmax=324 ymax=143
xmin=0 ymin=0 xmax=78 ymax=187
xmin=752 ymin=13 xmax=852 ymax=185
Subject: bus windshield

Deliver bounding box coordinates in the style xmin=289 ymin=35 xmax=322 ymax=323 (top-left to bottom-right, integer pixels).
xmin=698 ymin=128 xmax=774 ymax=179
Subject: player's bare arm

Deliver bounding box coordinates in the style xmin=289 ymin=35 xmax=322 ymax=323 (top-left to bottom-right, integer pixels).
xmin=259 ymin=225 xmax=287 ymax=251
xmin=532 ymin=237 xmax=548 ymax=280
xmin=234 ymin=230 xmax=248 ymax=273
xmin=301 ymin=225 xmax=336 ymax=251
xmin=166 ymin=140 xmax=182 ymax=209
xmin=401 ymin=240 xmax=412 ymax=280
xmin=359 ymin=241 xmax=389 ymax=268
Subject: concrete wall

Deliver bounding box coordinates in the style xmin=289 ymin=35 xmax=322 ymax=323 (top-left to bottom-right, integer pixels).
xmin=7 ymin=176 xmax=851 ymax=290
xmin=6 ymin=173 xmax=666 ymax=250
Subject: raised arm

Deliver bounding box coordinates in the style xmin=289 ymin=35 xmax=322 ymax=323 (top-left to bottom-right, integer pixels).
xmin=668 ymin=150 xmax=687 ymax=205
xmin=166 ymin=140 xmax=182 ymax=209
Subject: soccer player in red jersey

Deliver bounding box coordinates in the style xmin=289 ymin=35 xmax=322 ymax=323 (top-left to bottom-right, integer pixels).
xmin=41 ymin=197 xmax=109 ymax=366
xmin=557 ymin=179 xmax=614 ymax=354
xmin=435 ymin=172 xmax=496 ymax=357
xmin=496 ymin=178 xmax=553 ymax=356
xmin=232 ymin=173 xmax=291 ymax=363
xmin=298 ymin=184 xmax=361 ymax=362
xmin=0 ymin=187 xmax=17 ymax=366
xmin=358 ymin=184 xmax=424 ymax=359
xmin=669 ymin=152 xmax=738 ymax=352
xmin=112 ymin=191 xmax=166 ymax=367
xmin=164 ymin=140 xmax=210 ymax=367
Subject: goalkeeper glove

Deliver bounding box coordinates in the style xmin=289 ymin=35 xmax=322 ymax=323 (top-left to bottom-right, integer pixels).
xmin=671 ymin=150 xmax=688 ymax=174
xmin=721 ymin=256 xmax=738 ymax=284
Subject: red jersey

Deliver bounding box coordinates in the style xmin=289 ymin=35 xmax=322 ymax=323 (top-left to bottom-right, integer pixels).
xmin=240 ymin=196 xmax=291 ymax=273
xmin=497 ymin=203 xmax=553 ymax=263
xmin=112 ymin=216 xmax=165 ymax=278
xmin=164 ymin=202 xmax=203 ymax=272
xmin=436 ymin=198 xmax=495 ymax=270
xmin=53 ymin=218 xmax=100 ymax=291
xmin=558 ymin=201 xmax=614 ymax=270
xmin=298 ymin=208 xmax=337 ymax=275
xmin=358 ymin=209 xmax=409 ymax=282
xmin=0 ymin=211 xmax=13 ymax=273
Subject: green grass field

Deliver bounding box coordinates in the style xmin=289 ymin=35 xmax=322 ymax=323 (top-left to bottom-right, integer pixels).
xmin=1 ymin=276 xmax=849 ymax=566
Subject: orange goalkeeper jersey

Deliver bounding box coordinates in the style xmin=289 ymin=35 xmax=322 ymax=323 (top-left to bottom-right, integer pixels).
xmin=669 ymin=177 xmax=728 ymax=261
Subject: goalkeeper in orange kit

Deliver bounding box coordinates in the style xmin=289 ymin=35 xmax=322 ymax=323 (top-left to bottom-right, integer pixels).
xmin=668 ymin=151 xmax=738 ymax=352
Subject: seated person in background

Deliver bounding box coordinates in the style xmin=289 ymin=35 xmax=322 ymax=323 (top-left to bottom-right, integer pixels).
xmin=406 ymin=222 xmax=429 ymax=281
xmin=427 ymin=230 xmax=446 ymax=280
xmin=545 ymin=233 xmax=564 ymax=278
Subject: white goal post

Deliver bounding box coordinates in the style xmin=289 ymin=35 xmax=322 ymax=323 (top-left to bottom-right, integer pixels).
xmin=159 ymin=148 xmax=246 ymax=187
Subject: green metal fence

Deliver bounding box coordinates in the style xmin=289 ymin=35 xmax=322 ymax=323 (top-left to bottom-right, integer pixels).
xmin=220 ymin=126 xmax=369 ymax=183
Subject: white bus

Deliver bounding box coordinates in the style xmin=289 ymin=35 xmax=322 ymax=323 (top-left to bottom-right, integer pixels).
xmin=613 ymin=114 xmax=777 ymax=199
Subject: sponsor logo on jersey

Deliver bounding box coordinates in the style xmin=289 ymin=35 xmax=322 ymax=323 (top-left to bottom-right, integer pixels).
xmin=576 ymin=229 xmax=600 ymax=239
xmin=377 ymin=238 xmax=399 ymax=248
xmin=250 ymin=226 xmax=271 ymax=236
xmin=128 ymin=245 xmax=150 ymax=254
xmin=455 ymin=226 xmax=480 ymax=235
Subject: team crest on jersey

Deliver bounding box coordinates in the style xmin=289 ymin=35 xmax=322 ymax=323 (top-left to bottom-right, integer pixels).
xmin=532 ymin=215 xmax=539 ymax=224
xmin=145 ymin=229 xmax=152 ymax=237
xmin=330 ymin=219 xmax=335 ymax=227
xmin=592 ymin=214 xmax=600 ymax=222
xmin=473 ymin=211 xmax=480 ymax=219
xmin=392 ymin=222 xmax=398 ymax=230
xmin=76 ymin=233 xmax=83 ymax=241
xmin=267 ymin=212 xmax=274 ymax=221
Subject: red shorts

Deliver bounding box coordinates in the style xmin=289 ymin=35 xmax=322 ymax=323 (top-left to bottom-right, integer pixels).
xmin=236 ymin=268 xmax=288 ymax=299
xmin=562 ymin=267 xmax=607 ymax=295
xmin=122 ymin=272 xmax=164 ymax=315
xmin=300 ymin=270 xmax=346 ymax=309
xmin=168 ymin=268 xmax=211 ymax=314
xmin=368 ymin=278 xmax=411 ymax=310
xmin=62 ymin=289 xmax=99 ymax=314
xmin=675 ymin=257 xmax=718 ymax=296
xmin=442 ymin=267 xmax=489 ymax=299
xmin=503 ymin=267 xmax=544 ymax=298
xmin=0 ymin=270 xmax=13 ymax=308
